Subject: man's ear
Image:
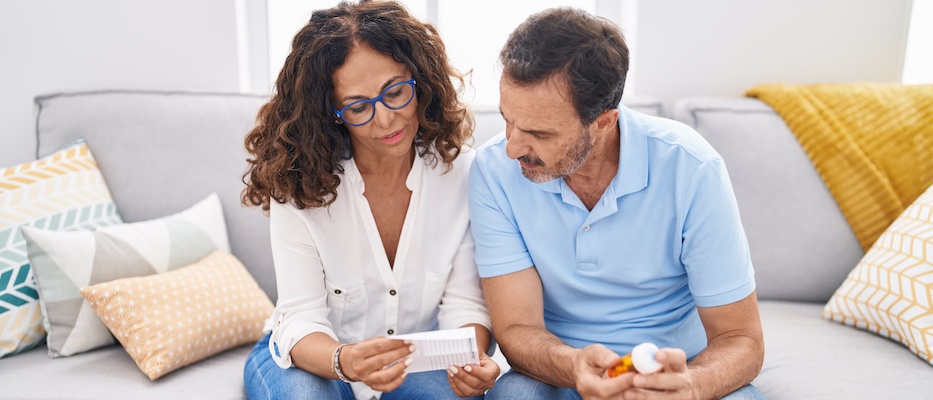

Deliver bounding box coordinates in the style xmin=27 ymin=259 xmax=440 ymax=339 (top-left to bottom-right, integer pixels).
xmin=592 ymin=108 xmax=620 ymax=134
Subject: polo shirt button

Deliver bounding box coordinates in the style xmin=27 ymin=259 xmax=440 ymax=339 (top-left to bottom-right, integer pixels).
xmin=389 ymin=289 xmax=397 ymax=296
xmin=387 ymin=329 xmax=395 ymax=335
xmin=334 ymin=289 xmax=342 ymax=294
xmin=583 ymin=225 xmax=590 ymax=232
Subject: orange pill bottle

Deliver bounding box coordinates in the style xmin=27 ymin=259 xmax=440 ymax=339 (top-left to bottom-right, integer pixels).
xmin=608 ymin=342 xmax=662 ymax=377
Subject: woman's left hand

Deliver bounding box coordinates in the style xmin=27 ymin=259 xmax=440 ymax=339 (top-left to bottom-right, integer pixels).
xmin=446 ymin=352 xmax=500 ymax=398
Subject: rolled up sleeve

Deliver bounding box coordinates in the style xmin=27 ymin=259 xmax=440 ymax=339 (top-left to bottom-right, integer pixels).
xmin=267 ymin=201 xmax=336 ymax=369
xmin=437 ymin=228 xmax=491 ymax=331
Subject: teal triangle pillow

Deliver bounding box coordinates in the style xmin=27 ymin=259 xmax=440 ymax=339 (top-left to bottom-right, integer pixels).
xmin=0 ymin=140 xmax=123 ymax=358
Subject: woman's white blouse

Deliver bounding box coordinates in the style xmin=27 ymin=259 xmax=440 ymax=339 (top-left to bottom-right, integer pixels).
xmin=266 ymin=148 xmax=489 ymax=397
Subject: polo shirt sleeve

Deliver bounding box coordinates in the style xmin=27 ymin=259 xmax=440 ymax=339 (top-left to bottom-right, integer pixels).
xmin=468 ymin=152 xmax=535 ymax=278
xmin=681 ymin=158 xmax=756 ymax=308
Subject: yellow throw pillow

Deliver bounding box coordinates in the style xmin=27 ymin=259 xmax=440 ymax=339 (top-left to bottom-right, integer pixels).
xmin=80 ymin=250 xmax=273 ymax=380
xmin=823 ymin=183 xmax=933 ymax=365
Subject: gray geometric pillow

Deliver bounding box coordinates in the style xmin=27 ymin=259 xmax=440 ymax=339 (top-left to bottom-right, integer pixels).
xmin=22 ymin=193 xmax=230 ymax=357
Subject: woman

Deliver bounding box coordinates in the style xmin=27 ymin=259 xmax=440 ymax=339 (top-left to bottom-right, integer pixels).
xmin=241 ymin=1 xmax=499 ymax=399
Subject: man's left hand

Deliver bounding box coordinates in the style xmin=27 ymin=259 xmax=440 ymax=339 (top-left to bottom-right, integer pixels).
xmin=624 ymin=347 xmax=697 ymax=400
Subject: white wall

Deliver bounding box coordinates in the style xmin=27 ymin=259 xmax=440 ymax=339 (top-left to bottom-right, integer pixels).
xmin=0 ymin=0 xmax=920 ymax=169
xmin=903 ymin=0 xmax=933 ymax=84
xmin=0 ymin=0 xmax=242 ymax=168
xmin=635 ymin=0 xmax=913 ymax=102
xmin=435 ymin=0 xmax=597 ymax=108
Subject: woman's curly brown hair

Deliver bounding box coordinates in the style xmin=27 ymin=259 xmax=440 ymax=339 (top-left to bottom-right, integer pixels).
xmin=242 ymin=0 xmax=473 ymax=211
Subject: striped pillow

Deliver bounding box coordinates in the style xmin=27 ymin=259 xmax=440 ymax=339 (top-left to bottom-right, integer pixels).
xmin=0 ymin=140 xmax=122 ymax=358
xmin=823 ymin=182 xmax=933 ymax=365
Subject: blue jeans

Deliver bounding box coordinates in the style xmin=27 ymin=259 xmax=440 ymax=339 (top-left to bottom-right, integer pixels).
xmin=485 ymin=370 xmax=766 ymax=400
xmin=244 ymin=333 xmax=485 ymax=400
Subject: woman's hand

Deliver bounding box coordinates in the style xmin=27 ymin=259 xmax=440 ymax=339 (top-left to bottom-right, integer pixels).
xmin=446 ymin=352 xmax=500 ymax=397
xmin=340 ymin=337 xmax=415 ymax=392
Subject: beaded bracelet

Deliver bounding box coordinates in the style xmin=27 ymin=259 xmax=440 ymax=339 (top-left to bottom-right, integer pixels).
xmin=332 ymin=343 xmax=355 ymax=383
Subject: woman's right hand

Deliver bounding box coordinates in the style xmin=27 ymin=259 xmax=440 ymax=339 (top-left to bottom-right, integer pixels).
xmin=340 ymin=337 xmax=415 ymax=392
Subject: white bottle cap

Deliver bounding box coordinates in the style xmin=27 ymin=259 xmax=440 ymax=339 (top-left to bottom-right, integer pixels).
xmin=631 ymin=342 xmax=662 ymax=374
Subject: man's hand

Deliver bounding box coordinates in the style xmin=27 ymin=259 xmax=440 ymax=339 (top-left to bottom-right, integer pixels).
xmin=447 ymin=352 xmax=501 ymax=397
xmin=574 ymin=344 xmax=636 ymax=400
xmin=340 ymin=337 xmax=414 ymax=392
xmin=576 ymin=345 xmax=700 ymax=400
xmin=623 ymin=348 xmax=696 ymax=400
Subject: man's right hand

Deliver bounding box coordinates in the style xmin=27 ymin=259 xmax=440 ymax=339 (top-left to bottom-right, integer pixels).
xmin=574 ymin=344 xmax=636 ymax=400
xmin=341 ymin=337 xmax=415 ymax=392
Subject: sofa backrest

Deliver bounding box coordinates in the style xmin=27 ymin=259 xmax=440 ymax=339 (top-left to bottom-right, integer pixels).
xmin=35 ymin=91 xmax=278 ymax=301
xmin=32 ymin=91 xmax=665 ymax=305
xmin=670 ymin=97 xmax=864 ymax=303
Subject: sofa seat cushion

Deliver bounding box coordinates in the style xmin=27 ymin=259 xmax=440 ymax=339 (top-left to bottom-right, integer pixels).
xmin=0 ymin=342 xmax=251 ymax=399
xmin=755 ymin=300 xmax=933 ymax=399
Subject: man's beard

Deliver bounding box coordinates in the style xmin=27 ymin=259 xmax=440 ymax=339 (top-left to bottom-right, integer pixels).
xmin=519 ymin=127 xmax=593 ymax=184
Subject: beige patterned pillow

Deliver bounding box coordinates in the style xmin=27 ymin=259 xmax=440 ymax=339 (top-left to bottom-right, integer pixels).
xmin=80 ymin=250 xmax=273 ymax=380
xmin=823 ymin=183 xmax=933 ymax=365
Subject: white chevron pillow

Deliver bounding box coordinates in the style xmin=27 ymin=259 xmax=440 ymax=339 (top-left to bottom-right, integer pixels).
xmin=22 ymin=193 xmax=229 ymax=357
xmin=823 ymin=182 xmax=933 ymax=365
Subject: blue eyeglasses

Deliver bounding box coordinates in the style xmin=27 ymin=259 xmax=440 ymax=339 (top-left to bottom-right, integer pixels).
xmin=332 ymin=79 xmax=417 ymax=126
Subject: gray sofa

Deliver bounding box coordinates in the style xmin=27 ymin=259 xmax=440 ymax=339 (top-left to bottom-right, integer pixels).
xmin=0 ymin=91 xmax=930 ymax=399
xmin=670 ymin=98 xmax=933 ymax=399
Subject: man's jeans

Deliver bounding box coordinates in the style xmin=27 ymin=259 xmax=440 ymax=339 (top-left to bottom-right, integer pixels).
xmin=485 ymin=370 xmax=766 ymax=400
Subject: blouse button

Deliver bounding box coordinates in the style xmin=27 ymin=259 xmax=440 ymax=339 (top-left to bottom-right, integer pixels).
xmin=387 ymin=329 xmax=395 ymax=335
xmin=583 ymin=225 xmax=591 ymax=232
xmin=334 ymin=289 xmax=342 ymax=294
xmin=389 ymin=289 xmax=397 ymax=296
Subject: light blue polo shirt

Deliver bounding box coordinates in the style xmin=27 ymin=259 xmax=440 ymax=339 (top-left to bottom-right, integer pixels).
xmin=468 ymin=106 xmax=755 ymax=359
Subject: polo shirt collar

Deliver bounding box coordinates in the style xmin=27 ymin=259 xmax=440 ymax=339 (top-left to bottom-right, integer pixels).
xmin=533 ymin=175 xmax=562 ymax=193
xmin=610 ymin=105 xmax=648 ymax=199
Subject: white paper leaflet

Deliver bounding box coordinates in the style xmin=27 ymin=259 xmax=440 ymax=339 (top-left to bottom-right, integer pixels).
xmin=389 ymin=327 xmax=480 ymax=373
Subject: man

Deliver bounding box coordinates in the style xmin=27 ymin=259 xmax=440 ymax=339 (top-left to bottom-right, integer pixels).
xmin=468 ymin=7 xmax=765 ymax=400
